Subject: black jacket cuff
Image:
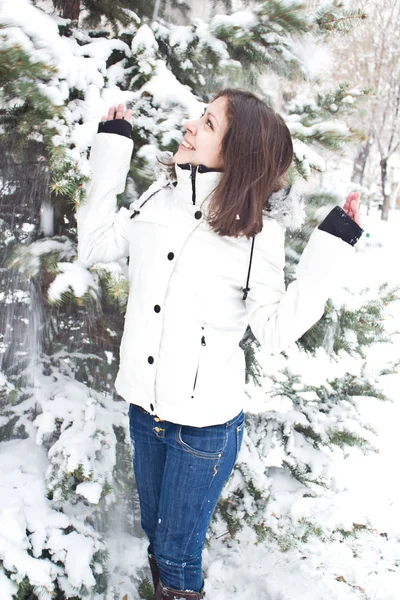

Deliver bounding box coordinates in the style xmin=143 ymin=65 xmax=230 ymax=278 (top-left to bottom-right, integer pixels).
xmin=318 ymin=206 xmax=363 ymax=246
xmin=97 ymin=118 xmax=132 ymax=139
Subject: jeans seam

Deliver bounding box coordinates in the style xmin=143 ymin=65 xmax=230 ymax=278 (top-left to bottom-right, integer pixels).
xmin=180 ymin=467 xmax=221 ymax=584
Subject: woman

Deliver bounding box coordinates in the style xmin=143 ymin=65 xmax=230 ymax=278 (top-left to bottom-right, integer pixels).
xmin=77 ymin=89 xmax=362 ymax=600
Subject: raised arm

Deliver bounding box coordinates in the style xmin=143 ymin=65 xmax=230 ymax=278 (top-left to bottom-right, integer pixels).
xmin=76 ymin=104 xmax=134 ymax=266
xmin=246 ymin=199 xmax=364 ymax=355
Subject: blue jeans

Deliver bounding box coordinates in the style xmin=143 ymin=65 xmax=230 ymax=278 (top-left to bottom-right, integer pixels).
xmin=128 ymin=403 xmax=245 ymax=592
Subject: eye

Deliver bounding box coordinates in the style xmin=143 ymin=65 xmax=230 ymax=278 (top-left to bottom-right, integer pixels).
xmin=200 ymin=108 xmax=213 ymax=130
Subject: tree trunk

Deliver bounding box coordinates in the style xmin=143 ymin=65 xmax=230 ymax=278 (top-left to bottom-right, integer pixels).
xmin=152 ymin=0 xmax=161 ymax=21
xmin=351 ymin=139 xmax=370 ymax=185
xmin=62 ymin=0 xmax=80 ymax=21
xmin=380 ymin=156 xmax=390 ymax=221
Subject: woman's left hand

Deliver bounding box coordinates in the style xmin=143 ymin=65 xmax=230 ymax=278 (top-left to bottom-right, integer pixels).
xmin=343 ymin=191 xmax=362 ymax=227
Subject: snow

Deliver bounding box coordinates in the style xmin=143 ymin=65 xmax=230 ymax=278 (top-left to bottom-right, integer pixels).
xmin=212 ymin=11 xmax=257 ymax=31
xmin=288 ymin=120 xmax=350 ymax=139
xmin=140 ymin=60 xmax=202 ymax=117
xmin=46 ymin=530 xmax=96 ymax=588
xmin=168 ymin=24 xmax=197 ymax=50
xmin=0 ymin=440 xmax=65 ymax=591
xmin=0 ymin=364 xmax=135 ymax=595
xmin=0 ymin=570 xmax=17 ymax=600
xmin=267 ymin=187 xmax=306 ymax=232
xmin=131 ymin=24 xmax=159 ymax=54
xmin=47 ymin=261 xmax=100 ymax=303
xmin=293 ymin=138 xmax=326 ymax=174
xmin=196 ymin=18 xmax=231 ymax=61
xmin=76 ymin=38 xmax=131 ymax=62
xmin=76 ymin=482 xmax=103 ymax=504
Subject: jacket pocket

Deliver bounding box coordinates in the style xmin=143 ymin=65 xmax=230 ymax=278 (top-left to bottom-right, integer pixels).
xmin=191 ymin=325 xmax=207 ymax=398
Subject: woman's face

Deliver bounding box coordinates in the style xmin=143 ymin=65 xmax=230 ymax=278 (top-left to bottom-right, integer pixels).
xmin=174 ymin=96 xmax=228 ymax=169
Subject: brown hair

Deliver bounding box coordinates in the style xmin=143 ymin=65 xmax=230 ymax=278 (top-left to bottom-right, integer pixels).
xmin=208 ymin=88 xmax=293 ymax=238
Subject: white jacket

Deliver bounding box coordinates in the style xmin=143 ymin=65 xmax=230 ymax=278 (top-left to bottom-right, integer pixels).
xmin=77 ymin=132 xmax=356 ymax=427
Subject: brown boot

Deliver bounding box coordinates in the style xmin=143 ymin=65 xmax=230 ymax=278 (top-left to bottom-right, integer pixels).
xmin=147 ymin=546 xmax=160 ymax=592
xmin=156 ymin=580 xmax=205 ymax=599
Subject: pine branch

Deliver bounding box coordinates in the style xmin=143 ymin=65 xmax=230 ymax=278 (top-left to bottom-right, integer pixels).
xmin=328 ymin=429 xmax=377 ymax=453
xmin=315 ymin=4 xmax=368 ymax=34
xmin=258 ymin=0 xmax=310 ymax=35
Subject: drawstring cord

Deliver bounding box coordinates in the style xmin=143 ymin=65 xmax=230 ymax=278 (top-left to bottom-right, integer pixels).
xmin=242 ymin=236 xmax=255 ymax=301
xmin=130 ymin=184 xmax=171 ymax=219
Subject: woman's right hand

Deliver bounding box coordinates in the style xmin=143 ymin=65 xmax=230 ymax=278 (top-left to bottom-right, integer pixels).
xmin=101 ymin=103 xmax=132 ymax=124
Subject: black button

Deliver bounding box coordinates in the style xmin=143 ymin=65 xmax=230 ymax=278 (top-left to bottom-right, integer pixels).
xmin=167 ymin=252 xmax=174 ymax=260
xmin=194 ymin=210 xmax=202 ymax=219
xmin=148 ymin=356 xmax=154 ymax=364
xmin=154 ymin=305 xmax=161 ymax=313
xmin=150 ymin=403 xmax=154 ymax=411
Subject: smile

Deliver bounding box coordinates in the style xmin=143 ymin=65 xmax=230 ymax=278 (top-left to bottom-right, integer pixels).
xmin=181 ymin=139 xmax=195 ymax=150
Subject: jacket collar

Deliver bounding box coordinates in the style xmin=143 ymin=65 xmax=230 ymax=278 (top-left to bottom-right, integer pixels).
xmin=173 ymin=163 xmax=222 ymax=209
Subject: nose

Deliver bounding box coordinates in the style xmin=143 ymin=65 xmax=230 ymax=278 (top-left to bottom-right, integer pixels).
xmin=185 ymin=119 xmax=198 ymax=136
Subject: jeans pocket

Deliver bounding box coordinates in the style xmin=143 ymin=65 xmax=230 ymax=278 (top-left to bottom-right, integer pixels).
xmin=176 ymin=424 xmax=228 ymax=459
xmin=234 ymin=422 xmax=245 ymax=463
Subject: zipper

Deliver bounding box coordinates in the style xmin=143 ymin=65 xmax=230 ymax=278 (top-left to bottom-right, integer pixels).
xmin=190 ymin=165 xmax=197 ymax=205
xmin=192 ymin=330 xmax=207 ymax=397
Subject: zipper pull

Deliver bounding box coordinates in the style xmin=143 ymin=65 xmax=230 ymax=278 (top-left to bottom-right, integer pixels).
xmin=201 ymin=336 xmax=206 ymax=346
xmin=191 ymin=165 xmax=197 ymax=204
